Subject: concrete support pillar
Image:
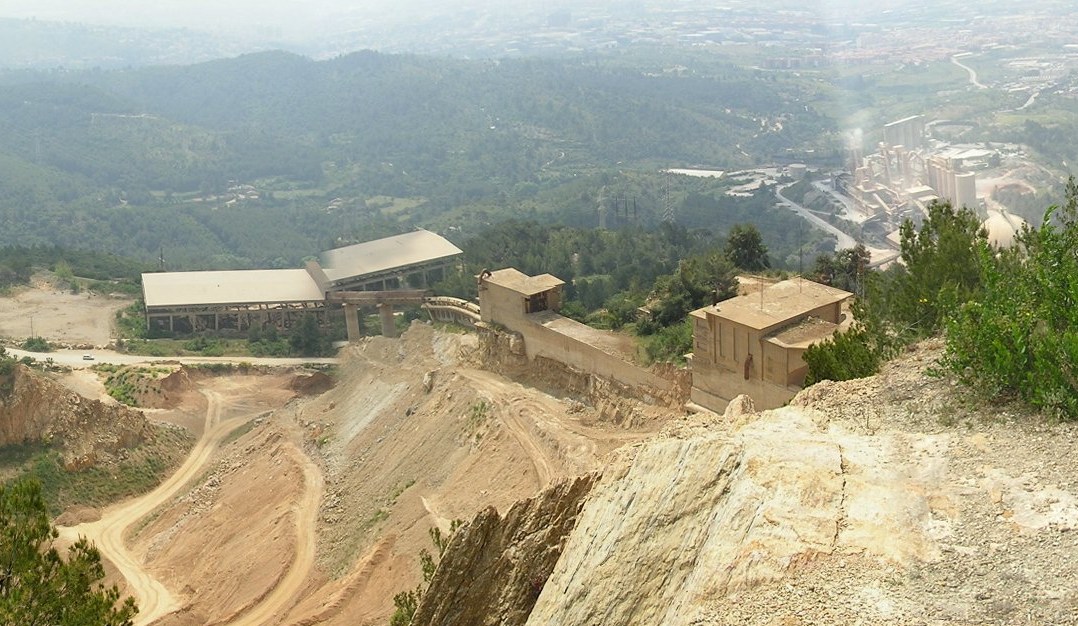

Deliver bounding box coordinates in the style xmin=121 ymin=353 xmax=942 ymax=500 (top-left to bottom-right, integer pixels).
xmin=344 ymin=304 xmax=361 ymax=343
xmin=379 ymin=303 xmax=397 ymax=338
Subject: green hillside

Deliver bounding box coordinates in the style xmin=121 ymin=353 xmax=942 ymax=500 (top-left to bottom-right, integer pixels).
xmin=0 ymin=50 xmax=839 ymax=268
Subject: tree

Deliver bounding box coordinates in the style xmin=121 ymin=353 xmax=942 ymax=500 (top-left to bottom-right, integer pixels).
xmin=0 ymin=478 xmax=138 ymax=625
xmin=813 ymin=244 xmax=870 ymax=294
xmin=642 ymin=250 xmax=737 ymax=330
xmin=945 ymin=179 xmax=1078 ymax=418
xmin=289 ymin=314 xmax=326 ymax=357
xmin=893 ymin=201 xmax=987 ymax=335
xmin=725 ymin=223 xmax=770 ymax=271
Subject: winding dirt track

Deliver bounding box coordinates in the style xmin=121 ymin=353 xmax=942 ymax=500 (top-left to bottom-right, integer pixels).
xmin=458 ymin=369 xmax=642 ymax=486
xmin=58 ymin=389 xmax=324 ymax=626
xmin=227 ymin=443 xmax=323 ymax=626
xmin=58 ymin=390 xmax=230 ymax=624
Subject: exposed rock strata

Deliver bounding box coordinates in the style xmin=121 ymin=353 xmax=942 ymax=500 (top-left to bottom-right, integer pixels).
xmin=525 ymin=407 xmax=948 ymax=625
xmin=0 ymin=364 xmax=148 ymax=468
xmin=412 ymin=474 xmax=598 ymax=626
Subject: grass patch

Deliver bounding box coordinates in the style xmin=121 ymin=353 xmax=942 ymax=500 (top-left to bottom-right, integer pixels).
xmin=362 ymin=508 xmax=389 ymax=530
xmin=0 ymin=424 xmax=194 ymax=516
xmin=387 ymin=479 xmax=416 ymax=506
xmin=96 ymin=364 xmax=174 ymax=406
xmin=121 ymin=338 xmax=254 ymax=357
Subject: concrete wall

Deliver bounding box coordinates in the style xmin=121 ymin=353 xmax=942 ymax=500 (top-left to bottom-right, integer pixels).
xmin=480 ymin=273 xmax=675 ymax=405
xmin=515 ymin=321 xmax=673 ymax=403
xmin=480 ymin=281 xmax=526 ymax=326
xmin=689 ymin=364 xmax=798 ymax=412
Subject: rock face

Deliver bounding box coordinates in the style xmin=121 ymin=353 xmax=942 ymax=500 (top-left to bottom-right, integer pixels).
xmin=412 ymin=474 xmax=598 ymax=626
xmin=524 ymin=408 xmax=948 ymax=626
xmin=0 ymin=364 xmax=148 ymax=468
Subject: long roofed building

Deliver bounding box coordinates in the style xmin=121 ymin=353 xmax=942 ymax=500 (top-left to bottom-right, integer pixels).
xmin=142 ymin=230 xmax=462 ymax=335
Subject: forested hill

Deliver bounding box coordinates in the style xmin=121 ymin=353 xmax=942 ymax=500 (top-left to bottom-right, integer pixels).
xmin=67 ymin=50 xmax=836 ymax=185
xmin=0 ymin=49 xmax=838 ymax=268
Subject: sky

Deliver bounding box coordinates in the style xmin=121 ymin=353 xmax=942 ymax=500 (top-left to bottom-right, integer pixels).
xmin=0 ymin=0 xmax=1045 ymax=56
xmin=0 ymin=0 xmax=901 ymax=36
xmin=0 ymin=1 xmax=568 ymax=25
xmin=0 ymin=0 xmax=405 ymax=39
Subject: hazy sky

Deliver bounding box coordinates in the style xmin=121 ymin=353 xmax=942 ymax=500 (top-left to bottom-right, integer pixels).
xmin=0 ymin=0 xmax=450 ymax=40
xmin=0 ymin=0 xmax=1040 ymax=49
xmin=0 ymin=0 xmax=909 ymax=34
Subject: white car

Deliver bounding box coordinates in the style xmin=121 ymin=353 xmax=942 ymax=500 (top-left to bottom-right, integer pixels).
xmin=82 ymin=354 xmax=95 ymax=361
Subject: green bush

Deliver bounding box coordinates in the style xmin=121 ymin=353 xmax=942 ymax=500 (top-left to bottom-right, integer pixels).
xmin=945 ymin=180 xmax=1078 ymax=418
xmin=115 ymin=300 xmax=149 ymax=339
xmin=21 ymin=336 xmax=51 ymax=352
xmin=389 ymin=589 xmax=418 ymax=626
xmin=641 ymin=319 xmax=693 ymax=364
xmin=803 ymin=323 xmax=883 ymax=385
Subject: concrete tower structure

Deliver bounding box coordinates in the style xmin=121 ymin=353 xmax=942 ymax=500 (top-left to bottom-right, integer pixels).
xmin=883 ymin=115 xmax=926 ymax=150
xmin=954 ymin=172 xmax=977 ymax=209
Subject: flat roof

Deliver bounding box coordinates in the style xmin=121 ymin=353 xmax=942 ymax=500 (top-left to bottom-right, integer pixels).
xmin=320 ymin=230 xmax=462 ymax=282
xmin=885 ymin=115 xmax=923 ymax=127
xmin=143 ymin=269 xmax=324 ymax=308
xmin=699 ymin=279 xmax=851 ymax=330
xmin=766 ymin=316 xmax=841 ymax=349
xmin=484 ymin=268 xmax=564 ymax=296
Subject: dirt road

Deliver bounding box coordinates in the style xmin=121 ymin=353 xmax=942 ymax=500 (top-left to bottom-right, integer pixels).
xmin=226 ymin=442 xmax=323 ymax=626
xmin=7 ymin=347 xmax=338 ymax=368
xmin=458 ymin=369 xmax=646 ymax=487
xmin=57 ymin=389 xmax=303 ymax=625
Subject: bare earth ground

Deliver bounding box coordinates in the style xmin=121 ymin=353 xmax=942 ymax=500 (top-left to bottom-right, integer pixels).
xmin=49 ymin=319 xmax=663 ymax=625
xmin=278 ymin=323 xmax=664 ymax=625
xmin=0 ymin=274 xmax=132 ymax=347
xmin=55 ymin=372 xmax=304 ymax=626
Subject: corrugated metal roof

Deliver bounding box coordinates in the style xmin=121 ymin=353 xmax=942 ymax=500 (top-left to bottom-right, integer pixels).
xmin=320 ymin=230 xmax=462 ymax=282
xmin=143 ymin=269 xmax=324 ymax=308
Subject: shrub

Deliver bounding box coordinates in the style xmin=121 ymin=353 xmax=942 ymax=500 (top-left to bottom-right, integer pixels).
xmin=641 ymin=319 xmax=692 ymax=364
xmin=21 ymin=336 xmax=51 ymax=352
xmin=389 ymin=589 xmax=418 ymax=626
xmin=944 ymin=179 xmax=1078 ymax=418
xmin=803 ymin=323 xmax=883 ymax=385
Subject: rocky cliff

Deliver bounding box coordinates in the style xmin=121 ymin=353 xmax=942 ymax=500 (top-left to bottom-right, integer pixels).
xmin=412 ymin=474 xmax=598 ymax=626
xmin=0 ymin=364 xmax=148 ymax=469
xmin=417 ymin=341 xmax=1078 ymax=625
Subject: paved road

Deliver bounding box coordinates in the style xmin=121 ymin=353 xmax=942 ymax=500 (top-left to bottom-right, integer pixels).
xmin=951 ymin=54 xmax=987 ymax=89
xmin=811 ymin=180 xmax=873 ymax=224
xmin=775 ymin=184 xmax=902 ymax=267
xmin=774 ymin=184 xmax=858 ymax=250
xmin=4 ymin=347 xmax=338 ymax=368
